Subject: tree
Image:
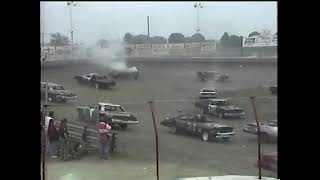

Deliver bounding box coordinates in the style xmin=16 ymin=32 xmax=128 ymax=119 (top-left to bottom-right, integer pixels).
xmin=220 ymin=32 xmax=229 ymax=47
xmin=228 ymin=35 xmax=242 ymax=47
xmin=248 ymin=31 xmax=260 ymax=37
xmin=96 ymin=39 xmax=109 ymax=48
xmin=151 ymin=36 xmax=166 ymax=44
xmin=133 ymin=34 xmax=151 ymax=44
xmin=49 ymin=33 xmax=69 ymax=47
xmin=123 ymin=33 xmax=134 ymax=44
xmin=189 ymin=33 xmax=205 ymax=43
xmin=168 ymin=33 xmax=185 ymax=43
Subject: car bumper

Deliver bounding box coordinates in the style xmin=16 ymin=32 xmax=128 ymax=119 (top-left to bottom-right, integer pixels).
xmin=199 ymin=94 xmax=217 ymax=99
xmin=61 ymin=95 xmax=77 ymax=100
xmin=212 ymin=131 xmax=235 ymax=138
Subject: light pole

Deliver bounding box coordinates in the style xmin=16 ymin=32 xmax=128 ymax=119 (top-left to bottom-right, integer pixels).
xmin=67 ymin=1 xmax=76 ymax=50
xmin=194 ymin=3 xmax=204 ymax=33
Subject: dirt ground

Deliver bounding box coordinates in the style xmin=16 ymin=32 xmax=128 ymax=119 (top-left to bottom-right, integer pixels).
xmin=41 ymin=60 xmax=277 ymax=180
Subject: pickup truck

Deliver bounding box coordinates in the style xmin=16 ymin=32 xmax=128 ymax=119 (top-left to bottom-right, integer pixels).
xmin=195 ymin=98 xmax=245 ymax=119
xmin=77 ymin=102 xmax=139 ymax=130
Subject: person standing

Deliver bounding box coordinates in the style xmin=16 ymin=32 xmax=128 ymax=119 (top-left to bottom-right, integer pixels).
xmin=97 ymin=119 xmax=112 ymax=160
xmin=47 ymin=119 xmax=59 ymax=158
xmin=58 ymin=118 xmax=69 ymax=161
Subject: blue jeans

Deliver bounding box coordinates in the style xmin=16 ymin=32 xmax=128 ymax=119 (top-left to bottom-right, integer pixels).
xmin=99 ymin=137 xmax=110 ymax=159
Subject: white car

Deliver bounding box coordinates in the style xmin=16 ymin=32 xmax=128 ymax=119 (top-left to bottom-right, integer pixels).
xmin=199 ymin=87 xmax=218 ymax=99
xmin=243 ymin=120 xmax=278 ymax=142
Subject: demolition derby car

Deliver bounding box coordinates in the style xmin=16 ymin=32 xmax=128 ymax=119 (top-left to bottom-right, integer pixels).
xmin=243 ymin=120 xmax=278 ymax=142
xmin=108 ymin=66 xmax=139 ymax=80
xmin=196 ymin=71 xmax=217 ymax=81
xmin=77 ymin=102 xmax=139 ymax=130
xmin=74 ymin=73 xmax=116 ymax=89
xmin=199 ymin=87 xmax=218 ymax=99
xmin=40 ymin=82 xmax=77 ymax=103
xmin=195 ymin=98 xmax=245 ymax=119
xmin=160 ymin=114 xmax=235 ymax=142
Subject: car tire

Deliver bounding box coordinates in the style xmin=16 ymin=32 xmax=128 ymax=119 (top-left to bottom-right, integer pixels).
xmin=202 ymin=131 xmax=209 ymax=141
xmin=170 ymin=126 xmax=177 ymax=134
xmin=119 ymin=124 xmax=127 ymax=130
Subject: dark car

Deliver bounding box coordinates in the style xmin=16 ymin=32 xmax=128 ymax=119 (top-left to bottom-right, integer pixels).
xmin=74 ymin=73 xmax=116 ymax=89
xmin=160 ymin=114 xmax=235 ymax=142
xmin=41 ymin=82 xmax=77 ymax=103
xmin=108 ymin=66 xmax=139 ymax=80
xmin=196 ymin=71 xmax=217 ymax=81
xmin=196 ymin=98 xmax=245 ymax=119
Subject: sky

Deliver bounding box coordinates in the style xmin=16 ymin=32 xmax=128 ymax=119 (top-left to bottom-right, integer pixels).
xmin=40 ymin=1 xmax=277 ymax=45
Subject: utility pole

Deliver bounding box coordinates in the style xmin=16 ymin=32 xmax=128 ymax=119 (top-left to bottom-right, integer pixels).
xmin=67 ymin=1 xmax=76 ymax=53
xmin=147 ymin=16 xmax=150 ymax=37
xmin=194 ymin=3 xmax=204 ymax=33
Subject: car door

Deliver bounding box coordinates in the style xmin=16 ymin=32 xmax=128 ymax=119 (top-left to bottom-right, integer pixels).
xmin=185 ymin=116 xmax=197 ymax=133
xmin=175 ymin=115 xmax=188 ymax=130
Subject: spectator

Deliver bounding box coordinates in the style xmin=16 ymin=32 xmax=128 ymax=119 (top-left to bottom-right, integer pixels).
xmin=58 ymin=119 xmax=69 ymax=161
xmin=97 ymin=119 xmax=112 ymax=160
xmin=47 ymin=119 xmax=59 ymax=158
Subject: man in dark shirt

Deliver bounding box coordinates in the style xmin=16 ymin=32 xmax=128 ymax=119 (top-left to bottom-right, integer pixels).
xmin=47 ymin=119 xmax=59 ymax=158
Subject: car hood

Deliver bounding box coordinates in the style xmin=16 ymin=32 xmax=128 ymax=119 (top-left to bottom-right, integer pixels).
xmin=197 ymin=122 xmax=231 ymax=129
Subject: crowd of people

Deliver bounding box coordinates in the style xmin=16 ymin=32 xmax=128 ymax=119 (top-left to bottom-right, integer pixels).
xmin=42 ymin=111 xmax=113 ymax=161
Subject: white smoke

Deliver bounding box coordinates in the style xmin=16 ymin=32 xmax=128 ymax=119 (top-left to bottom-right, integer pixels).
xmin=88 ymin=40 xmax=132 ymax=72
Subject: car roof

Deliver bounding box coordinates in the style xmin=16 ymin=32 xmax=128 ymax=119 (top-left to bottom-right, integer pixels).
xmin=208 ymin=98 xmax=227 ymax=101
xmin=98 ymin=102 xmax=120 ymax=107
xmin=201 ymin=87 xmax=217 ymax=90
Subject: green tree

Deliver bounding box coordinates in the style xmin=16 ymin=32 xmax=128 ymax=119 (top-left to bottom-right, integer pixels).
xmin=123 ymin=33 xmax=134 ymax=44
xmin=151 ymin=36 xmax=166 ymax=44
xmin=133 ymin=34 xmax=151 ymax=44
xmin=220 ymin=32 xmax=230 ymax=47
xmin=189 ymin=33 xmax=205 ymax=43
xmin=168 ymin=33 xmax=185 ymax=43
xmin=49 ymin=33 xmax=69 ymax=47
xmin=248 ymin=31 xmax=260 ymax=37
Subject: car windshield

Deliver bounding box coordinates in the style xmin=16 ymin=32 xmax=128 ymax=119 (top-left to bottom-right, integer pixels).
xmin=41 ymin=2 xmax=278 ymax=179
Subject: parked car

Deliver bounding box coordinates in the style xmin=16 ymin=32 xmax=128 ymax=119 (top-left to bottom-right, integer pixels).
xmin=40 ymin=82 xmax=77 ymax=103
xmin=74 ymin=73 xmax=116 ymax=89
xmin=199 ymin=87 xmax=218 ymax=99
xmin=77 ymin=102 xmax=139 ymax=130
xmin=243 ymin=120 xmax=278 ymax=142
xmin=196 ymin=98 xmax=245 ymax=119
xmin=160 ymin=113 xmax=235 ymax=142
xmin=108 ymin=66 xmax=139 ymax=80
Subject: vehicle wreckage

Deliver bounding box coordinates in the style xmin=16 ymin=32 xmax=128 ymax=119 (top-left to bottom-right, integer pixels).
xmin=77 ymin=102 xmax=139 ymax=130
xmin=74 ymin=73 xmax=116 ymax=89
xmin=243 ymin=120 xmax=278 ymax=142
xmin=40 ymin=82 xmax=77 ymax=103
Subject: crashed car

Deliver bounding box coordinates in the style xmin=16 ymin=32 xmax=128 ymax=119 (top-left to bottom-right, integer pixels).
xmin=196 ymin=70 xmax=217 ymax=81
xmin=40 ymin=82 xmax=77 ymax=103
xmin=108 ymin=66 xmax=139 ymax=80
xmin=74 ymin=73 xmax=116 ymax=89
xmin=77 ymin=102 xmax=139 ymax=130
xmin=243 ymin=120 xmax=278 ymax=142
xmin=199 ymin=87 xmax=218 ymax=99
xmin=196 ymin=98 xmax=245 ymax=119
xmin=160 ymin=114 xmax=235 ymax=142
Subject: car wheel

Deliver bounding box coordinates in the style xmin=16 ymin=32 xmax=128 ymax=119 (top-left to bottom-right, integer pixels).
xmin=170 ymin=126 xmax=177 ymax=134
xmin=202 ymin=131 xmax=209 ymax=141
xmin=120 ymin=124 xmax=127 ymax=130
xmin=95 ymin=83 xmax=99 ymax=89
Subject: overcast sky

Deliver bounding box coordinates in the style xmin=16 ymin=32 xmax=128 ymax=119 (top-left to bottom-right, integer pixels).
xmin=41 ymin=1 xmax=277 ymax=44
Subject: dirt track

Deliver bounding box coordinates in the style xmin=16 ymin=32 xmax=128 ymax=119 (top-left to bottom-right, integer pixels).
xmin=41 ymin=61 xmax=277 ymax=180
